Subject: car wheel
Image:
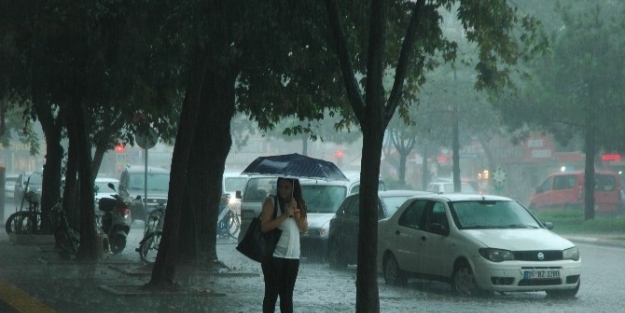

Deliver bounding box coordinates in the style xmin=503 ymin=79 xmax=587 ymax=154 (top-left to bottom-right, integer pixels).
xmin=451 ymin=261 xmax=486 ymax=297
xmin=546 ymin=279 xmax=580 ymax=298
xmin=328 ymin=238 xmax=348 ymax=269
xmin=383 ymin=254 xmax=406 ymax=286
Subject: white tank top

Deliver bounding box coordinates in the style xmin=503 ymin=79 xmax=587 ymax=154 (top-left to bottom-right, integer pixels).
xmin=267 ymin=196 xmax=301 ymax=259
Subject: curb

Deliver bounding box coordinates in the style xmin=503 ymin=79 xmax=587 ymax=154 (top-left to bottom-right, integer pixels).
xmin=97 ymin=284 xmax=228 ymax=297
xmin=565 ymin=236 xmax=625 ymax=248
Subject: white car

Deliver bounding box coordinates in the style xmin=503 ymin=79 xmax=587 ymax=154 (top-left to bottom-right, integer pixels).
xmin=4 ymin=174 xmax=19 ymax=199
xmin=377 ymin=193 xmax=581 ymax=297
xmin=94 ymin=177 xmax=120 ymax=215
xmin=426 ymin=181 xmax=476 ymax=194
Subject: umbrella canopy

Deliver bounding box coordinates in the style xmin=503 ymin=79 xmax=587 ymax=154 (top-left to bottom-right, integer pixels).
xmin=241 ymin=153 xmax=348 ymax=181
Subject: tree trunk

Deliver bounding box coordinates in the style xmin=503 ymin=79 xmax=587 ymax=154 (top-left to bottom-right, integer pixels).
xmin=584 ymin=126 xmax=596 ymax=220
xmin=91 ymin=144 xmax=108 ymax=180
xmin=67 ymin=102 xmax=98 ymax=260
xmin=204 ymin=68 xmax=236 ymax=263
xmin=301 ymin=136 xmax=308 ymax=156
xmin=421 ymin=143 xmax=429 ymax=190
xmin=179 ymin=64 xmax=237 ymax=265
xmin=36 ymin=108 xmax=65 ymax=233
xmin=146 ymin=47 xmax=206 ymax=289
xmin=452 ymin=103 xmax=461 ymax=192
xmin=356 ymin=0 xmax=387 ymax=310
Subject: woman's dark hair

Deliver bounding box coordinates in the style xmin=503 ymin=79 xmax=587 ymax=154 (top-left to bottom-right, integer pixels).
xmin=277 ymin=177 xmax=307 ymax=219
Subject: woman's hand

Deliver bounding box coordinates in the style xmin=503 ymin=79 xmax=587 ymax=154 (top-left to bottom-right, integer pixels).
xmin=286 ymin=199 xmax=298 ymax=217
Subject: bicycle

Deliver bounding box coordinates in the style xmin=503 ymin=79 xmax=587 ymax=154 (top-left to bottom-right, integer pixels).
xmin=217 ymin=194 xmax=241 ymax=239
xmin=5 ymin=191 xmax=42 ymax=235
xmin=137 ymin=206 xmax=165 ymax=264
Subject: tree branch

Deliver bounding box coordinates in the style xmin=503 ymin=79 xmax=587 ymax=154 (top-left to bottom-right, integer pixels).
xmin=386 ymin=0 xmax=425 ymax=126
xmin=323 ymin=0 xmax=365 ymax=123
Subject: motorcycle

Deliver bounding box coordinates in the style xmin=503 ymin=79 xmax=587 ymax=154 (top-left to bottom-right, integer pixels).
xmin=98 ymin=183 xmax=132 ymax=254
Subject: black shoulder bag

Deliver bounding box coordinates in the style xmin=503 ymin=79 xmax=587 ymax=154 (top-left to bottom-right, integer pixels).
xmin=236 ymin=196 xmax=283 ymax=263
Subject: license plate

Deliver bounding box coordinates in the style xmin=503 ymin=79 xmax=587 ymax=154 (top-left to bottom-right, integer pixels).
xmin=523 ymin=270 xmax=560 ymax=280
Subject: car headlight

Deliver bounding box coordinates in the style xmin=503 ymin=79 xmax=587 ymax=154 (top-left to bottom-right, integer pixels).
xmin=562 ymin=246 xmax=580 ymax=261
xmin=479 ymin=248 xmax=515 ymax=262
xmin=319 ymin=221 xmax=330 ymax=238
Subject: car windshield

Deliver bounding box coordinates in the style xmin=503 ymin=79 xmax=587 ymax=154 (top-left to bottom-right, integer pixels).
xmin=128 ymin=173 xmax=170 ymax=192
xmin=450 ymin=200 xmax=541 ymax=229
xmin=301 ymin=185 xmax=347 ymax=214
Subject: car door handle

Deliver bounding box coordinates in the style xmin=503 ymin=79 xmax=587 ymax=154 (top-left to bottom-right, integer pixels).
xmin=420 ymin=236 xmax=426 ymax=241
xmin=395 ymin=230 xmax=400 ymax=235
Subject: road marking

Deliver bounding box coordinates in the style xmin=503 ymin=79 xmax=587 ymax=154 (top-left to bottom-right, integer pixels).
xmin=0 ymin=278 xmax=57 ymax=313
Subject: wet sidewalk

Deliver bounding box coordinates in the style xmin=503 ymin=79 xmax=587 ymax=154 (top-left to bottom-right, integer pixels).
xmin=0 ymin=232 xmax=268 ymax=313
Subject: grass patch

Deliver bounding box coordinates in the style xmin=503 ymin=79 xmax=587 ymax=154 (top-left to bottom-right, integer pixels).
xmin=532 ymin=210 xmax=625 ymax=235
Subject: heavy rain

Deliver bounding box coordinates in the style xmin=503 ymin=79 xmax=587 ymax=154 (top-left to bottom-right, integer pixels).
xmin=1 ymin=0 xmax=624 ymax=312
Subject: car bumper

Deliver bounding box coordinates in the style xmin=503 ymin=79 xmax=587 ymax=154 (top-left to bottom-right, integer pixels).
xmin=300 ymin=235 xmax=328 ymax=260
xmin=472 ymin=257 xmax=582 ymax=292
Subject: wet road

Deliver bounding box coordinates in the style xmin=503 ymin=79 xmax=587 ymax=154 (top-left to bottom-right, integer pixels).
xmin=1 ymin=196 xmax=625 ymax=312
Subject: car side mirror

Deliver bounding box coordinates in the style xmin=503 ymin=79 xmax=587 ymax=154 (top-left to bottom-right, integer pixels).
xmin=535 ymin=187 xmax=543 ymax=194
xmin=235 ymin=190 xmax=242 ymax=199
xmin=542 ymin=221 xmax=553 ymax=230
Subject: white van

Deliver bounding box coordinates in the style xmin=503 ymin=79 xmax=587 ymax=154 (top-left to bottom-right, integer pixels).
xmin=236 ymin=175 xmax=386 ymax=260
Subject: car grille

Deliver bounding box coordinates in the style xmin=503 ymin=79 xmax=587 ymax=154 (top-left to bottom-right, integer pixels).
xmin=513 ymin=250 xmax=562 ymax=261
xmin=302 ymin=229 xmax=321 ymax=237
xmin=144 ymin=198 xmax=167 ymax=207
xmin=518 ymin=278 xmax=562 ymax=286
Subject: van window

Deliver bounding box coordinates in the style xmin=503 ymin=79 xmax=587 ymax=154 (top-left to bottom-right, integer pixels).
xmin=224 ymin=176 xmax=248 ymax=194
xmin=243 ymin=177 xmax=277 ymax=203
xmin=595 ymin=174 xmax=616 ymax=191
xmin=536 ymin=176 xmax=554 ymax=193
xmin=553 ymin=175 xmax=576 ymax=190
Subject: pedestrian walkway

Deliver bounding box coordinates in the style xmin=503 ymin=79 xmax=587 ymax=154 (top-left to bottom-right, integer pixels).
xmin=0 ymin=232 xmax=266 ymax=313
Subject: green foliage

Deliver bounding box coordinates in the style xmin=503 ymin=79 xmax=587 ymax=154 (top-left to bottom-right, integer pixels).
xmin=493 ymin=0 xmax=625 ymax=150
xmin=533 ymin=209 xmax=625 ymax=235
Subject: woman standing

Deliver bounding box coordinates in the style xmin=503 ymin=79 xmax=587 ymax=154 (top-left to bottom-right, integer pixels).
xmin=260 ymin=177 xmax=308 ymax=313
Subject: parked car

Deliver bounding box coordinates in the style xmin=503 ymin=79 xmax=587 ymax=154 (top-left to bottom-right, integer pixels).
xmin=328 ymin=190 xmax=430 ymax=268
xmin=118 ymin=165 xmax=170 ymax=221
xmin=529 ymin=170 xmax=621 ymax=214
xmin=237 ymin=175 xmax=384 ymax=260
xmin=427 ymin=181 xmax=476 ymax=194
xmin=222 ymin=172 xmax=249 ymax=216
xmin=94 ymin=177 xmax=120 ymax=216
xmin=14 ymin=171 xmax=43 ymax=205
xmin=377 ymin=193 xmax=581 ymax=297
xmin=222 ymin=171 xmax=249 ymax=196
xmin=4 ymin=174 xmax=19 ymax=199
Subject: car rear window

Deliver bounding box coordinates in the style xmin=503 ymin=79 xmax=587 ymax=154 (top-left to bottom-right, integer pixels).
xmin=595 ymin=174 xmax=616 ymax=191
xmin=302 ymin=185 xmax=347 ymax=214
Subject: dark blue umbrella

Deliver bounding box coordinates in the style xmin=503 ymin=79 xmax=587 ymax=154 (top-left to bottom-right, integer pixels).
xmin=241 ymin=153 xmax=348 ymax=181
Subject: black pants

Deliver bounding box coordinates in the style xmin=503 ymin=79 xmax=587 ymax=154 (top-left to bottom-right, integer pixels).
xmin=261 ymin=257 xmax=300 ymax=313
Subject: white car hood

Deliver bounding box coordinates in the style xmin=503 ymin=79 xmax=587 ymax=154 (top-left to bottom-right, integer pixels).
xmin=462 ymin=228 xmax=575 ymax=251
xmin=306 ymin=213 xmax=334 ymax=229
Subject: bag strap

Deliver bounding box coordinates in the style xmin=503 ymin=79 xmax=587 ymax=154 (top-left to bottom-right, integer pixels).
xmin=271 ymin=195 xmax=278 ymax=220
xmin=259 ymin=196 xmax=279 ymax=220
